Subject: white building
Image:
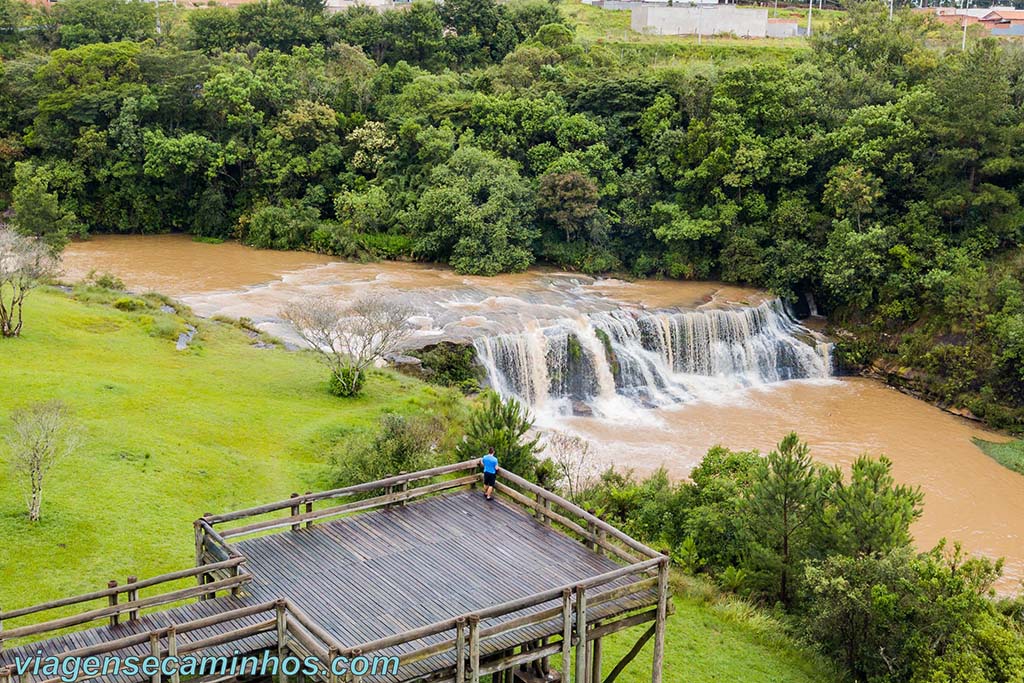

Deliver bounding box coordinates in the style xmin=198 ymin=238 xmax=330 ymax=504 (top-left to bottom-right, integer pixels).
xmin=631 ymin=5 xmax=798 ymax=38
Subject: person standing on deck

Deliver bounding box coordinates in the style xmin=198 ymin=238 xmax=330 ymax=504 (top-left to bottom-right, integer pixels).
xmin=482 ymin=447 xmax=498 ymax=501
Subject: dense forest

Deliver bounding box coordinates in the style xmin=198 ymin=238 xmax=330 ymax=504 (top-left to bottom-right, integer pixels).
xmin=0 ymin=0 xmax=1021 ymax=429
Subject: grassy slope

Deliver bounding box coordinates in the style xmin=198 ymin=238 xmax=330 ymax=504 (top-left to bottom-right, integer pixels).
xmin=0 ymin=289 xmax=447 ymax=608
xmin=557 ymin=578 xmax=839 ymax=683
xmin=0 ymin=290 xmax=835 ymax=682
xmin=975 ymin=439 xmax=1024 ymax=477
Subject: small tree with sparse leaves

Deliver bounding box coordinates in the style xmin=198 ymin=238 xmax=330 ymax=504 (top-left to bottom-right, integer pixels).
xmin=5 ymin=401 xmax=81 ymax=522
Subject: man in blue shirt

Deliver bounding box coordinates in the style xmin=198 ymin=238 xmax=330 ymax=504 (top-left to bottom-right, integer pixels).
xmin=482 ymin=447 xmax=498 ymax=500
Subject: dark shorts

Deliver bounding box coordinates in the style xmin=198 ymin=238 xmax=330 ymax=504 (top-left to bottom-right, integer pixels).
xmin=483 ymin=472 xmax=497 ymax=487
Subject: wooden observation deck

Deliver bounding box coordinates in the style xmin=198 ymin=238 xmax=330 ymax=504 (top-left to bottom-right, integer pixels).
xmin=0 ymin=461 xmax=670 ymax=683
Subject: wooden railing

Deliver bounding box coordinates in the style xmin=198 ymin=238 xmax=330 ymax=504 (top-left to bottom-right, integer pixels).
xmin=493 ymin=467 xmax=663 ymax=563
xmin=0 ymin=560 xmax=250 ymax=653
xmin=315 ymin=554 xmax=667 ymax=682
xmin=0 ymin=600 xmax=349 ymax=683
xmin=201 ymin=461 xmax=482 ymax=542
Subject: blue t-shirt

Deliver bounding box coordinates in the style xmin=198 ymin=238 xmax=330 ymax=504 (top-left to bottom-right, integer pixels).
xmin=482 ymin=454 xmax=498 ymax=474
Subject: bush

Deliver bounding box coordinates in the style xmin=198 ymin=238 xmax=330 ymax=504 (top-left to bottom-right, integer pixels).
xmin=86 ymin=270 xmax=126 ymax=291
xmin=113 ymin=297 xmax=146 ymax=311
xmin=148 ymin=317 xmax=183 ymax=341
xmin=455 ymin=392 xmax=540 ymax=477
xmin=410 ymin=343 xmax=481 ymax=392
xmin=328 ymin=367 xmax=365 ymax=398
xmin=330 ymin=413 xmax=447 ymax=488
xmin=244 ymin=203 xmax=323 ymax=251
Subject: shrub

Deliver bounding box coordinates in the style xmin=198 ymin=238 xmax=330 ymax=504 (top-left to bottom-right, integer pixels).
xmin=244 ymin=203 xmax=322 ymax=251
xmin=86 ymin=270 xmax=126 ymax=291
xmin=113 ymin=297 xmax=147 ymax=311
xmin=148 ymin=317 xmax=183 ymax=341
xmin=330 ymin=413 xmax=447 ymax=488
xmin=328 ymin=367 xmax=365 ymax=398
xmin=455 ymin=392 xmax=540 ymax=478
xmin=410 ymin=343 xmax=481 ymax=392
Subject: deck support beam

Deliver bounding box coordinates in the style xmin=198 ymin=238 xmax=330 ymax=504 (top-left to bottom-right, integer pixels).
xmin=167 ymin=626 xmax=180 ymax=683
xmin=651 ymin=558 xmax=670 ymax=683
xmin=574 ymin=586 xmax=587 ymax=683
xmin=455 ymin=617 xmax=466 ymax=682
xmin=148 ymin=632 xmax=160 ymax=683
xmin=276 ymin=601 xmax=289 ymax=683
xmin=468 ymin=615 xmax=481 ymax=683
xmin=561 ymin=589 xmax=572 ymax=683
xmin=591 ymin=637 xmax=602 ymax=683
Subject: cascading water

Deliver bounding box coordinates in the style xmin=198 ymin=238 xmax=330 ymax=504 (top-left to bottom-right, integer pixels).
xmin=474 ymin=300 xmax=832 ymax=417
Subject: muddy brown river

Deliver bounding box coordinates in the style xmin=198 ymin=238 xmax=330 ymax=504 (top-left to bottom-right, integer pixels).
xmin=63 ymin=235 xmax=1021 ymax=593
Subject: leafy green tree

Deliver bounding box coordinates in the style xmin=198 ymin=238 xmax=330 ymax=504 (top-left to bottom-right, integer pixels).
xmin=820 ymin=455 xmax=924 ymax=559
xmin=10 ymin=162 xmax=79 ymax=250
xmin=53 ymin=0 xmax=155 ymax=49
xmin=536 ymin=171 xmax=601 ymax=243
xmin=679 ymin=446 xmax=760 ymax=573
xmin=456 ymin=392 xmax=540 ymax=478
xmin=187 ymin=7 xmax=240 ymax=52
xmin=244 ymin=203 xmax=322 ymax=251
xmin=742 ymin=433 xmax=826 ymax=607
xmin=407 ymin=146 xmax=536 ymax=275
xmin=804 ymin=543 xmax=1021 ymax=683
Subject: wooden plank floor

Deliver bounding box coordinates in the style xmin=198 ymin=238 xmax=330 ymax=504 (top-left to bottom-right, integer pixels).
xmin=2 ymin=491 xmax=657 ymax=683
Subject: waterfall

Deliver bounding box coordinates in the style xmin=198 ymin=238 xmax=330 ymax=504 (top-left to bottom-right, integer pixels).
xmin=473 ymin=300 xmax=832 ymax=416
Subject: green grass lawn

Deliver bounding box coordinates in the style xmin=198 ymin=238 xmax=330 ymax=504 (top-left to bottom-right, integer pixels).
xmin=975 ymin=438 xmax=1024 ymax=477
xmin=0 ymin=288 xmax=451 ymax=610
xmin=550 ymin=577 xmax=839 ymax=683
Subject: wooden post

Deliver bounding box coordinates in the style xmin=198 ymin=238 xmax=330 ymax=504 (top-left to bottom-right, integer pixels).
xmin=455 ymin=617 xmax=466 ymax=682
xmin=596 ymin=526 xmax=607 ymax=557
xmin=230 ymin=563 xmax=241 ymax=598
xmin=327 ymin=646 xmax=340 ymax=683
xmin=149 ymin=632 xmax=161 ymax=683
xmin=651 ymin=557 xmax=669 ymax=683
xmin=574 ymin=586 xmax=587 ymax=683
xmin=540 ymin=636 xmax=551 ymax=675
xmin=276 ymin=601 xmax=288 ymax=683
xmin=107 ymin=581 xmax=119 ymax=627
xmin=126 ymin=576 xmax=139 ymax=621
xmin=542 ymin=498 xmax=552 ymax=528
xmin=305 ymin=492 xmax=314 ymax=528
xmin=351 ymin=648 xmax=363 ymax=683
xmin=290 ymin=493 xmax=300 ymax=531
xmin=398 ymin=472 xmax=408 ymax=507
xmin=586 ymin=510 xmax=598 ymax=551
xmin=561 ymin=589 xmax=572 ymax=683
xmin=194 ymin=519 xmax=204 ymax=568
xmin=591 ymin=637 xmax=602 ymax=683
xmin=468 ymin=615 xmax=481 ymax=683
xmin=167 ymin=626 xmax=180 ymax=683
xmin=0 ymin=666 xmax=11 ymax=683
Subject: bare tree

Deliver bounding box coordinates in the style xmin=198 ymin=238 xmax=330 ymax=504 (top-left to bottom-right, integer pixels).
xmin=5 ymin=401 xmax=81 ymax=522
xmin=0 ymin=226 xmax=59 ymax=338
xmin=545 ymin=432 xmax=598 ymax=504
xmin=281 ymin=294 xmax=415 ymax=397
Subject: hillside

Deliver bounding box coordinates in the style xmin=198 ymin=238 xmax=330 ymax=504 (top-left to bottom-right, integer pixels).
xmin=0 ymin=288 xmax=837 ymax=683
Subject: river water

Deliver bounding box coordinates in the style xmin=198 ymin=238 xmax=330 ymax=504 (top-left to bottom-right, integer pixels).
xmin=62 ymin=235 xmax=1021 ymax=592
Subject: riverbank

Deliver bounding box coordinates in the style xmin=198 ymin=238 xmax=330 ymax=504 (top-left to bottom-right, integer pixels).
xmin=0 ymin=289 xmax=838 ymax=683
